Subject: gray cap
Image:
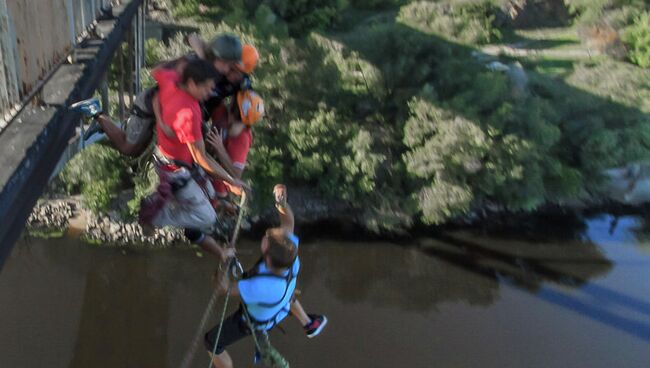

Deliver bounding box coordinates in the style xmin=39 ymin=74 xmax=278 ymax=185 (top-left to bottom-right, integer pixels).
xmin=208 ymin=34 xmax=242 ymax=62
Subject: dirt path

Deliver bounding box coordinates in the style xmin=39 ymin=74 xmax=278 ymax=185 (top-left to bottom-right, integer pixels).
xmin=481 ymin=43 xmax=593 ymax=59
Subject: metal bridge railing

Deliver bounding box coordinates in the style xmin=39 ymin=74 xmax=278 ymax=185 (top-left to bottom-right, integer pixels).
xmin=0 ymin=0 xmax=115 ymax=131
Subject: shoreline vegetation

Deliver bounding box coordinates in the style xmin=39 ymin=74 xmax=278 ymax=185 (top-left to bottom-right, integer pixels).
xmin=27 ymin=0 xmax=650 ymax=245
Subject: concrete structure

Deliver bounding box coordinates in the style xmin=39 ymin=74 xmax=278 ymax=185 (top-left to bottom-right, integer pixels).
xmin=0 ymin=0 xmax=146 ymax=268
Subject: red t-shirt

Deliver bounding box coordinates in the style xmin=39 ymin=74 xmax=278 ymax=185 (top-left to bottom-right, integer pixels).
xmin=152 ymin=68 xmax=202 ymax=166
xmin=225 ymin=127 xmax=252 ymax=169
xmin=213 ymin=127 xmax=252 ymax=196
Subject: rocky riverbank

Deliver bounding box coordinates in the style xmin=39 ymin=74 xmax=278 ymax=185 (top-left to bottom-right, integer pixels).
xmin=25 ymin=186 xmax=355 ymax=246
xmin=26 ymin=161 xmax=650 ymax=247
xmin=26 ymin=197 xmax=186 ymax=247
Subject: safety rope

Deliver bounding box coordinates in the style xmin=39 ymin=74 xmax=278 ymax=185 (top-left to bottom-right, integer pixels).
xmin=206 ymin=274 xmax=235 ymax=368
xmin=179 ymin=191 xmax=248 ymax=368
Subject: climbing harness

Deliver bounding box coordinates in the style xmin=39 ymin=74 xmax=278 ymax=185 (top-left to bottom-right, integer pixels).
xmin=240 ymin=305 xmax=290 ymax=368
xmin=240 ymin=258 xmax=297 ymax=331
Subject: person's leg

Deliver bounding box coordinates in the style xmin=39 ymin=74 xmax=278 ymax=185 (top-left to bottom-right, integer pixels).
xmin=292 ymin=299 xmax=328 ymax=338
xmin=95 ymin=114 xmax=133 ymax=153
xmin=205 ymin=310 xmax=250 ymax=367
xmin=210 ymin=351 xmax=233 ymax=368
xmin=184 ymin=229 xmax=233 ymax=262
xmin=70 ymin=98 xmax=144 ymax=156
xmin=290 ymin=299 xmax=310 ymax=326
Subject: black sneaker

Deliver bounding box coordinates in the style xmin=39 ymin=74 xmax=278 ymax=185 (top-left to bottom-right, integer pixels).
xmin=304 ymin=314 xmax=328 ymax=338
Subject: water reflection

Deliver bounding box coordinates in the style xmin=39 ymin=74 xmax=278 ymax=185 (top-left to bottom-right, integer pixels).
xmin=302 ymin=243 xmax=499 ymax=312
xmin=424 ymin=227 xmax=650 ymax=341
xmin=3 ymin=216 xmax=650 ymax=368
xmin=626 ymin=214 xmax=650 ymax=251
xmin=304 ymin=225 xmax=615 ymax=313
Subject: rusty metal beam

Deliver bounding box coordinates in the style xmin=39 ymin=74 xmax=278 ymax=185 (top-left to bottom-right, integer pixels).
xmin=0 ymin=0 xmax=144 ymax=269
xmin=1 ymin=0 xmax=109 ymax=131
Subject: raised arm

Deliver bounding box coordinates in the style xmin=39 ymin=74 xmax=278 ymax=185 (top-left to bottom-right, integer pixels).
xmin=273 ymin=184 xmax=294 ymax=233
xmin=187 ymin=33 xmax=209 ymax=60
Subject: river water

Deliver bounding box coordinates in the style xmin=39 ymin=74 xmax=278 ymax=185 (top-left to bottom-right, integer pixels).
xmin=2 ymin=214 xmax=650 ymax=368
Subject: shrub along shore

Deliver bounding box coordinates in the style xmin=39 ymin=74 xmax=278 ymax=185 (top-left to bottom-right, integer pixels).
xmin=34 ymin=0 xmax=649 ymax=243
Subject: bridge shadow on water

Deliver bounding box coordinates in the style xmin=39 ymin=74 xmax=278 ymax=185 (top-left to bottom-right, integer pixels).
xmin=421 ymin=230 xmax=650 ymax=342
xmin=305 ymin=213 xmax=650 ymax=342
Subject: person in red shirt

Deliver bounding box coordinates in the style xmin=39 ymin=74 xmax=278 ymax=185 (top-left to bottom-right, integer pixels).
xmin=206 ymin=90 xmax=261 ymax=201
xmin=143 ymin=58 xmax=245 ymax=262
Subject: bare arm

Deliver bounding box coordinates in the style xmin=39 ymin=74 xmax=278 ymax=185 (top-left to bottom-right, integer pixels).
xmin=152 ymin=94 xmax=175 ymax=139
xmin=187 ymin=33 xmax=208 ymax=60
xmin=205 ymin=129 xmax=243 ymax=178
xmin=187 ymin=140 xmax=248 ymax=190
xmin=273 ymin=184 xmax=294 ymax=233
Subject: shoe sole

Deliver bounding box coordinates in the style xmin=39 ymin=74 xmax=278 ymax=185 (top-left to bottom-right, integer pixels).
xmin=70 ymin=99 xmax=98 ymax=110
xmin=306 ymin=316 xmax=328 ymax=339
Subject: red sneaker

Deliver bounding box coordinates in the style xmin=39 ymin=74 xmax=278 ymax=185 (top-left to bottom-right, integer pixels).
xmin=304 ymin=314 xmax=328 ymax=338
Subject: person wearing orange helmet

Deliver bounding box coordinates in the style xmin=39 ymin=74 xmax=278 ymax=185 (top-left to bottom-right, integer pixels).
xmin=186 ymin=33 xmax=260 ymax=125
xmin=206 ymin=89 xmax=263 ymax=199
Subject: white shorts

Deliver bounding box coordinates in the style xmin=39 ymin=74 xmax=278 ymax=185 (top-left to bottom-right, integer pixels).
xmin=151 ymin=168 xmax=217 ymax=231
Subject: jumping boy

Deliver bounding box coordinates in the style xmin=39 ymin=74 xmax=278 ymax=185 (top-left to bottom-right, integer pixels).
xmin=141 ymin=57 xmax=246 ymax=262
xmin=204 ymin=184 xmax=326 ymax=368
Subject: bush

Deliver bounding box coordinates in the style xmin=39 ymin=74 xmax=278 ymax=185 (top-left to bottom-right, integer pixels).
xmin=308 ymin=33 xmax=385 ymax=98
xmin=287 ymin=109 xmax=384 ymax=202
xmin=127 ymin=166 xmax=159 ymax=218
xmin=59 ymin=145 xmax=129 ymax=214
xmin=266 ymin=0 xmax=348 ymax=36
xmin=397 ymin=1 xmax=502 ymax=45
xmin=349 ymin=0 xmax=406 ymax=10
xmin=623 ymin=12 xmax=650 ymax=68
xmin=567 ymin=0 xmax=646 ymax=22
xmin=403 ymin=98 xmax=488 ymax=223
xmin=63 ymin=1 xmax=650 ymax=230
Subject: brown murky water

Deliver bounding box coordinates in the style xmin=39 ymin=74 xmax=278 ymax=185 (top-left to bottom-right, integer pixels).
xmin=2 ymin=215 xmax=650 ymax=368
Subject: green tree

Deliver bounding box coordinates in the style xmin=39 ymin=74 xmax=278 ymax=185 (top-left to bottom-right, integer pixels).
xmin=623 ymin=12 xmax=650 ymax=68
xmin=59 ymin=145 xmax=129 ymax=214
xmin=398 ymin=1 xmax=502 ymax=45
xmin=403 ymin=98 xmax=489 ymax=223
xmin=287 ymin=109 xmax=384 ymax=201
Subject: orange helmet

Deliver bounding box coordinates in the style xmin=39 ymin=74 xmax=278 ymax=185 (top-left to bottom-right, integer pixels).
xmin=235 ymin=44 xmax=259 ymax=74
xmin=236 ymin=90 xmax=264 ymax=126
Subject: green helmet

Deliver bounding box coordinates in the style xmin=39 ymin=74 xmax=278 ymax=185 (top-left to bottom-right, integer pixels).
xmin=208 ymin=34 xmax=242 ymax=62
